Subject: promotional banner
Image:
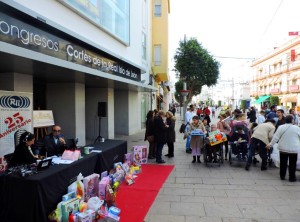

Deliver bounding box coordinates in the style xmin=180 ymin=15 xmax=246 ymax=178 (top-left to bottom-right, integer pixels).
xmin=0 ymin=91 xmax=33 ymax=171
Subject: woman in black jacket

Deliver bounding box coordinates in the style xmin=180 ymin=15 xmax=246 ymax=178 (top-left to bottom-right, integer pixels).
xmin=12 ymin=132 xmax=37 ymax=165
xmin=165 ymin=111 xmax=176 ymax=157
xmin=144 ymin=110 xmax=156 ymax=159
xmin=153 ymin=110 xmax=168 ymax=163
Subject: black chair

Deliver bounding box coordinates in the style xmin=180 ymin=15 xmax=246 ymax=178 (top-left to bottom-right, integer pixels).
xmin=65 ymin=138 xmax=78 ymax=149
xmin=4 ymin=153 xmax=14 ymax=168
xmin=14 ymin=128 xmax=28 ymax=147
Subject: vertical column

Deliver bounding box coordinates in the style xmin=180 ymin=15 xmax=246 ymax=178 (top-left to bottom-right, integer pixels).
xmin=47 ymin=83 xmax=86 ymax=146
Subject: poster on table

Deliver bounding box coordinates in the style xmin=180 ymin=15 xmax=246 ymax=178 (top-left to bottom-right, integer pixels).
xmin=0 ymin=91 xmax=33 ymax=171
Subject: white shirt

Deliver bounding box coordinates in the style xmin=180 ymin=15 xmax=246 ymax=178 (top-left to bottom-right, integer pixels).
xmin=257 ymin=114 xmax=265 ymax=124
xmin=185 ymin=110 xmax=195 ymax=125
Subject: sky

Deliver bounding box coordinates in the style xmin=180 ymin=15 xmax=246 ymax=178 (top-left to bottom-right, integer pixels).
xmin=168 ymin=0 xmax=300 ymax=81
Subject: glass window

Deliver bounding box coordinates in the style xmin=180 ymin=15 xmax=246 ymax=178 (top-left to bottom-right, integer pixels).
xmin=58 ymin=0 xmax=130 ymax=45
xmin=154 ymin=45 xmax=161 ymax=65
xmin=154 ymin=0 xmax=161 ymax=17
xmin=142 ymin=32 xmax=147 ymax=60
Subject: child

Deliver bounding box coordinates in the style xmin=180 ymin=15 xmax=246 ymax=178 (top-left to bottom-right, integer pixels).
xmin=231 ymin=126 xmax=249 ymax=159
xmin=203 ymin=119 xmax=210 ymax=136
xmin=207 ymin=124 xmax=221 ymax=163
xmin=185 ymin=116 xmax=206 ymax=163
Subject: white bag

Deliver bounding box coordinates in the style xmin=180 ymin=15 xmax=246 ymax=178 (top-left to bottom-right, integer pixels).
xmin=87 ymin=197 xmax=104 ymax=211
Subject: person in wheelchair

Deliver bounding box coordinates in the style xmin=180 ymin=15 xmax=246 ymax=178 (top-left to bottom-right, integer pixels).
xmin=231 ymin=126 xmax=249 ymax=160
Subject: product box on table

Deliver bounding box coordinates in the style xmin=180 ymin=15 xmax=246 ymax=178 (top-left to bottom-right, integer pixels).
xmin=99 ymin=176 xmax=110 ymax=199
xmin=208 ymin=130 xmax=227 ymax=146
xmin=62 ymin=191 xmax=76 ymax=201
xmin=61 ymin=197 xmax=80 ymax=222
xmin=124 ymin=153 xmax=133 ymax=166
xmin=133 ymin=145 xmax=147 ymax=164
xmin=76 ymin=209 xmax=95 ymax=222
xmin=83 ymin=173 xmax=100 ymax=202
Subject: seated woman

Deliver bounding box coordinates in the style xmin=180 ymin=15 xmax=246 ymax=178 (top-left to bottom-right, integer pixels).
xmin=231 ymin=126 xmax=249 ymax=159
xmin=12 ymin=132 xmax=38 ymax=165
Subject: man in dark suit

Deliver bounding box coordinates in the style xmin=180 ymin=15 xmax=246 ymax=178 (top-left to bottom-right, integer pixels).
xmin=43 ymin=125 xmax=68 ymax=157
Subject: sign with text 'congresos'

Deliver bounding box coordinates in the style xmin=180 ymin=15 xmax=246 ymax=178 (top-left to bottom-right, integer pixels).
xmin=0 ymin=8 xmax=141 ymax=81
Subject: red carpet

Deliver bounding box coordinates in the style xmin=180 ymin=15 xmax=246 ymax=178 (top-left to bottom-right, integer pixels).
xmin=116 ymin=164 xmax=174 ymax=222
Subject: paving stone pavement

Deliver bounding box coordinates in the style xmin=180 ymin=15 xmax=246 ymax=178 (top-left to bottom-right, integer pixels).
xmin=116 ymin=111 xmax=300 ymax=222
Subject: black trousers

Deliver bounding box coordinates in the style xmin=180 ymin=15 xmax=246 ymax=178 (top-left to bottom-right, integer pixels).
xmin=279 ymin=151 xmax=298 ymax=180
xmin=167 ymin=142 xmax=174 ymax=156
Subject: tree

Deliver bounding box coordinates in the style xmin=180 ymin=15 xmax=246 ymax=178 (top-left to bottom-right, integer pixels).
xmin=270 ymin=95 xmax=279 ymax=106
xmin=173 ymin=37 xmax=220 ymax=104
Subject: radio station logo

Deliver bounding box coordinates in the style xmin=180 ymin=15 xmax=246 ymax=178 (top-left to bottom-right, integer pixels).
xmin=0 ymin=96 xmax=30 ymax=108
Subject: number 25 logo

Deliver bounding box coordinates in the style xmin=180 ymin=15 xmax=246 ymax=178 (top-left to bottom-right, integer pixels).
xmin=4 ymin=112 xmax=24 ymax=129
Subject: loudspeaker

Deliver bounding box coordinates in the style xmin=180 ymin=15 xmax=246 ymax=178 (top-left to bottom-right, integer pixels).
xmin=98 ymin=102 xmax=107 ymax=117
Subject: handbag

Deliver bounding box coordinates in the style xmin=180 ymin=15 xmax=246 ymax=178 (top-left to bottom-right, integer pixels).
xmin=146 ymin=135 xmax=154 ymax=143
xmin=179 ymin=123 xmax=186 ymax=133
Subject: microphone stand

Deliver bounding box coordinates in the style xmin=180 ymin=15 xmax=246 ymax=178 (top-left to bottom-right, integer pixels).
xmin=93 ymin=116 xmax=102 ymax=144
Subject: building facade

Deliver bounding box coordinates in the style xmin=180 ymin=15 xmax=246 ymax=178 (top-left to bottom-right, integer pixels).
xmin=251 ymin=36 xmax=300 ymax=109
xmin=0 ymin=0 xmax=157 ymax=147
xmin=151 ymin=0 xmax=170 ymax=112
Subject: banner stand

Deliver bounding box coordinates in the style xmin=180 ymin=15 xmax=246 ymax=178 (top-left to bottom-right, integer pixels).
xmin=34 ymin=127 xmax=48 ymax=141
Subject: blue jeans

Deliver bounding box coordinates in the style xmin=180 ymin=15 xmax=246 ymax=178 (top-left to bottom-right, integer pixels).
xmin=247 ymin=137 xmax=267 ymax=166
xmin=186 ymin=135 xmax=191 ymax=151
xmin=156 ymin=142 xmax=165 ymax=162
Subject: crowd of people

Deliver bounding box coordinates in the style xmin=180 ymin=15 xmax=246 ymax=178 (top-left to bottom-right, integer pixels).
xmin=11 ymin=103 xmax=300 ymax=182
xmin=145 ymin=103 xmax=300 ymax=182
xmin=144 ymin=109 xmax=176 ymax=163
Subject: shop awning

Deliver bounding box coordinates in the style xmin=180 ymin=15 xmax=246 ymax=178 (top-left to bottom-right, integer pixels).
xmin=281 ymin=96 xmax=297 ymax=103
xmin=253 ymin=95 xmax=270 ymax=104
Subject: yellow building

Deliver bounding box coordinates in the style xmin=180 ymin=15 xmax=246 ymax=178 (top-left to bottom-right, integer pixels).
xmin=151 ymin=0 xmax=170 ymax=111
xmin=251 ymin=36 xmax=300 ymax=109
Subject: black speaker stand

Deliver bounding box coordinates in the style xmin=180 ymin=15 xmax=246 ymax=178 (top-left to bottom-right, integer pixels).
xmin=93 ymin=117 xmax=102 ymax=144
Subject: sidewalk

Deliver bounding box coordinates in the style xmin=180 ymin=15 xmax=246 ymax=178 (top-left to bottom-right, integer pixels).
xmin=117 ymin=112 xmax=300 ymax=222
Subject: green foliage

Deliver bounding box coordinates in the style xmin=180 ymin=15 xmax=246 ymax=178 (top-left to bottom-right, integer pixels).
xmin=218 ymin=100 xmax=221 ymax=107
xmin=174 ymin=80 xmax=184 ymax=105
xmin=270 ymin=95 xmax=279 ymax=105
xmin=240 ymin=100 xmax=247 ymax=109
xmin=173 ymin=37 xmax=220 ymax=101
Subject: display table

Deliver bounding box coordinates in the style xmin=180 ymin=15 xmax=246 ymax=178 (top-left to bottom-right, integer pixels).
xmin=0 ymin=139 xmax=127 ymax=222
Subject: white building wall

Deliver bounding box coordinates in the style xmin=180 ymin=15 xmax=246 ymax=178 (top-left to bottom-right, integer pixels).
xmin=12 ymin=0 xmax=150 ymax=78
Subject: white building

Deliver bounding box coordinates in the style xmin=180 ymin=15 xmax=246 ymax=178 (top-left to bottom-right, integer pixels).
xmin=0 ymin=0 xmax=156 ymax=146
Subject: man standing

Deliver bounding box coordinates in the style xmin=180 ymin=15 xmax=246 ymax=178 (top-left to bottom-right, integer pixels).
xmin=184 ymin=104 xmax=195 ymax=153
xmin=247 ymin=106 xmax=257 ymax=123
xmin=289 ymin=108 xmax=299 ymax=126
xmin=266 ymin=104 xmax=277 ymax=120
xmin=275 ymin=109 xmax=286 ymax=131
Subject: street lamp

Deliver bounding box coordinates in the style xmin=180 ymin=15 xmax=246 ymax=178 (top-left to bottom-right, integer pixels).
xmin=180 ymin=89 xmax=191 ymax=120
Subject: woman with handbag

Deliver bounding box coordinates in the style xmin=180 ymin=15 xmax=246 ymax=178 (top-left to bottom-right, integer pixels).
xmin=266 ymin=115 xmax=300 ymax=182
xmin=144 ymin=110 xmax=156 ymax=159
xmin=165 ymin=111 xmax=176 ymax=158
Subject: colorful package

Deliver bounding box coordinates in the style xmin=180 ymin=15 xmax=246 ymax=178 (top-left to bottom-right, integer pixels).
xmin=83 ymin=173 xmax=100 ymax=202
xmin=133 ymin=145 xmax=148 ymax=164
